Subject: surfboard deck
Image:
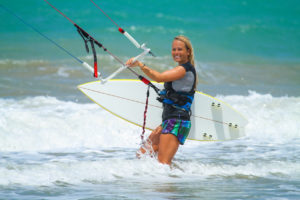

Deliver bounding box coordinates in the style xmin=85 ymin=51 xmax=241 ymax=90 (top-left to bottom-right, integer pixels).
xmin=78 ymin=79 xmax=248 ymax=141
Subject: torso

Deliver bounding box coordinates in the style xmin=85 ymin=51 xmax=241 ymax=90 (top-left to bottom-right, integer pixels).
xmin=162 ymin=62 xmax=196 ymax=121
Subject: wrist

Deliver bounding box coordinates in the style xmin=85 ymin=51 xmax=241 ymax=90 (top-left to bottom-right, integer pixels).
xmin=139 ymin=62 xmax=146 ymax=69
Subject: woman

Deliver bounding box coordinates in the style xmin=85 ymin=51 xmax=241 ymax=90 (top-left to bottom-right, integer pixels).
xmin=126 ymin=35 xmax=197 ymax=165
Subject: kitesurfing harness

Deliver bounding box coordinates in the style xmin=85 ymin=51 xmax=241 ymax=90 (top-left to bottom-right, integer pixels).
xmin=158 ymin=62 xmax=196 ymax=120
xmin=157 ymin=89 xmax=194 ymax=112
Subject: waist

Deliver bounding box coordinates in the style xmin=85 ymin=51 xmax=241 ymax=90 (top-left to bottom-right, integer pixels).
xmin=162 ymin=104 xmax=191 ymax=121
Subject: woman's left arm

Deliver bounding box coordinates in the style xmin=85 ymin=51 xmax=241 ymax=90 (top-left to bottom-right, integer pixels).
xmin=140 ymin=64 xmax=185 ymax=82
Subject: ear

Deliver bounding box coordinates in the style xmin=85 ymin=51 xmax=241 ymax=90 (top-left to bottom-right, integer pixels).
xmin=187 ymin=48 xmax=191 ymax=56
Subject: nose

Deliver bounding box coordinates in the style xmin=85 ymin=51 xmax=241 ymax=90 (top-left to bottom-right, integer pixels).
xmin=173 ymin=49 xmax=179 ymax=54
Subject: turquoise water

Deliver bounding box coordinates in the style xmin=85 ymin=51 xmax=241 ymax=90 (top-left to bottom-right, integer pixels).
xmin=1 ymin=0 xmax=299 ymax=97
xmin=1 ymin=0 xmax=300 ymax=61
xmin=0 ymin=0 xmax=300 ymax=199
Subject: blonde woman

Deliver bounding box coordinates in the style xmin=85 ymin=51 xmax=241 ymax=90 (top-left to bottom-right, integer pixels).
xmin=126 ymin=35 xmax=197 ymax=165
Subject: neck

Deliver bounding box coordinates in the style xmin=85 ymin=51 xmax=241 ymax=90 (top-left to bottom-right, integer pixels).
xmin=178 ymin=60 xmax=189 ymax=65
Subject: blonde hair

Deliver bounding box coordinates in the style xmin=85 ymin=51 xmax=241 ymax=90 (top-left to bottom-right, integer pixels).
xmin=174 ymin=35 xmax=198 ymax=88
xmin=174 ymin=35 xmax=195 ymax=66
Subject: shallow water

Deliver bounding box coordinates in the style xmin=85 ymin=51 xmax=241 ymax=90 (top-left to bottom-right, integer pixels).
xmin=0 ymin=94 xmax=299 ymax=199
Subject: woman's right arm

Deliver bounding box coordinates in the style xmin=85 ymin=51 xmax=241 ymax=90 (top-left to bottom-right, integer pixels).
xmin=126 ymin=58 xmax=186 ymax=83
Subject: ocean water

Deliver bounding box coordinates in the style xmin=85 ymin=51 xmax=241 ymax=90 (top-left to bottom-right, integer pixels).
xmin=0 ymin=0 xmax=300 ymax=199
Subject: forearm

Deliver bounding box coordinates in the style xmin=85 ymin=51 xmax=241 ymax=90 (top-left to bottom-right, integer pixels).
xmin=132 ymin=60 xmax=185 ymax=82
xmin=138 ymin=62 xmax=163 ymax=82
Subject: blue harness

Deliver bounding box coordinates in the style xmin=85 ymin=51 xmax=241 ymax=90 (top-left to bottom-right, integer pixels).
xmin=158 ymin=89 xmax=194 ymax=112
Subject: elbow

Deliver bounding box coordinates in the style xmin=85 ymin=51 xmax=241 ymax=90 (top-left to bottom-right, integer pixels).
xmin=146 ymin=74 xmax=160 ymax=82
xmin=147 ymin=71 xmax=165 ymax=82
xmin=153 ymin=77 xmax=164 ymax=83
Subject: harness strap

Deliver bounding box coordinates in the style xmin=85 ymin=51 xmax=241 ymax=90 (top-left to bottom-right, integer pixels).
xmin=157 ymin=89 xmax=194 ymax=112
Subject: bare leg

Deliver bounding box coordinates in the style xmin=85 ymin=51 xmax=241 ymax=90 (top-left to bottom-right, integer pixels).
xmin=157 ymin=133 xmax=179 ymax=165
xmin=137 ymin=125 xmax=162 ymax=156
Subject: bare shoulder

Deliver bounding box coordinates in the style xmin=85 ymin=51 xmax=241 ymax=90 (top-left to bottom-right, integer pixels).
xmin=159 ymin=65 xmax=186 ymax=82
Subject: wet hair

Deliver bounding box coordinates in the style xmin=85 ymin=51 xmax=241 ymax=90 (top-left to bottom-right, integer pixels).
xmin=174 ymin=35 xmax=195 ymax=66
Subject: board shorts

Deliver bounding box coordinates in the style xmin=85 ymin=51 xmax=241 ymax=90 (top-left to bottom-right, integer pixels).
xmin=161 ymin=119 xmax=191 ymax=145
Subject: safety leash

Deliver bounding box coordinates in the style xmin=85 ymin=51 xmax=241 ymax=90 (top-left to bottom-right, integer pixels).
xmin=141 ymin=85 xmax=150 ymax=143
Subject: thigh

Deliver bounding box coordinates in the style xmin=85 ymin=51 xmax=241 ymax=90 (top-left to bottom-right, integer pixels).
xmin=158 ymin=133 xmax=180 ymax=165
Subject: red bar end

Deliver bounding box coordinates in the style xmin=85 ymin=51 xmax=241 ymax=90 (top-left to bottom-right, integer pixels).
xmin=118 ymin=28 xmax=125 ymax=34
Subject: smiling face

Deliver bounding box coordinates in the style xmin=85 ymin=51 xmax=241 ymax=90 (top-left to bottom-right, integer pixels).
xmin=171 ymin=39 xmax=190 ymax=65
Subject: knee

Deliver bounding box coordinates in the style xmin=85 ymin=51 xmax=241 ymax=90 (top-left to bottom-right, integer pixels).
xmin=152 ymin=144 xmax=159 ymax=152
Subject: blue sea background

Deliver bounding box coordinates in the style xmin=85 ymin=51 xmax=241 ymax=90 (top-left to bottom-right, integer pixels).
xmin=1 ymin=0 xmax=300 ymax=98
xmin=0 ymin=0 xmax=299 ymax=199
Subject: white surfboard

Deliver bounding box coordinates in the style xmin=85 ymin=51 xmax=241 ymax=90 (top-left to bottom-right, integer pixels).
xmin=78 ymin=79 xmax=248 ymax=141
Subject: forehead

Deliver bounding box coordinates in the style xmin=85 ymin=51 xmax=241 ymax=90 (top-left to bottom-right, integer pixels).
xmin=172 ymin=39 xmax=186 ymax=48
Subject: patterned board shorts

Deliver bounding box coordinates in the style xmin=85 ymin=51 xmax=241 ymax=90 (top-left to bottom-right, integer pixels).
xmin=161 ymin=119 xmax=191 ymax=145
